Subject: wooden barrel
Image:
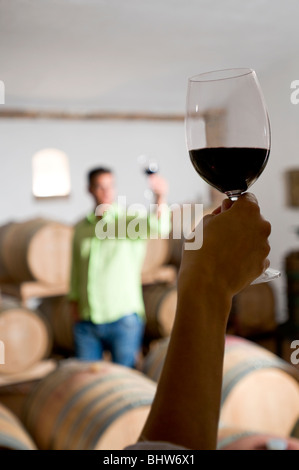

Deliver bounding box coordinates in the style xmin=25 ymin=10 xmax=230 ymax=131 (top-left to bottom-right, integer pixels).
xmin=285 ymin=250 xmax=299 ymax=328
xmin=1 ymin=218 xmax=73 ymax=285
xmin=142 ymin=337 xmax=169 ymax=382
xmin=0 ymin=403 xmax=37 ymax=450
xmin=22 ymin=359 xmax=156 ymax=450
xmin=291 ymin=418 xmax=299 ymax=439
xmin=141 ymin=237 xmax=170 ymax=274
xmin=229 ymin=283 xmax=276 ymax=336
xmin=285 ymin=168 xmax=299 ymax=207
xmin=142 ymin=283 xmax=177 ymax=339
xmin=142 ymin=335 xmax=299 ymax=437
xmin=221 ymin=335 xmax=299 ymax=436
xmin=217 ymin=424 xmax=299 ymax=450
xmin=141 ymin=265 xmax=177 ymax=286
xmin=39 ymin=296 xmax=74 ymax=353
xmin=0 ymin=222 xmax=14 ymax=282
xmin=0 ymin=359 xmax=57 ymax=420
xmin=167 ymin=235 xmax=184 ymax=270
xmin=0 ymin=304 xmax=52 ymax=375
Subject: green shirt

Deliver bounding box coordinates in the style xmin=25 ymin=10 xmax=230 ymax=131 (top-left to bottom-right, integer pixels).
xmin=69 ymin=203 xmax=170 ymax=324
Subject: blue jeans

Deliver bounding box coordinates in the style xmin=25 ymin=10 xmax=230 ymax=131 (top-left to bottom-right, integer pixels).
xmin=73 ymin=313 xmax=144 ymax=368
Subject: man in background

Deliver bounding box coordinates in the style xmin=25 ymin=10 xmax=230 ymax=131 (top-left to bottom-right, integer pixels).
xmin=69 ymin=166 xmax=169 ymax=368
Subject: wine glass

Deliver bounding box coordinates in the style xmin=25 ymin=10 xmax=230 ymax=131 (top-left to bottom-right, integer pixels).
xmin=185 ymin=67 xmax=280 ymax=284
xmin=137 ymin=154 xmax=159 ymax=201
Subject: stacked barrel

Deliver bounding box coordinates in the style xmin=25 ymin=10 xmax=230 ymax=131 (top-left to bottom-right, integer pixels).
xmin=142 ymin=334 xmax=299 ymax=449
xmin=285 ymin=250 xmax=299 ymax=331
xmin=0 ymin=217 xmax=73 ymax=373
xmin=0 ymin=402 xmax=37 ymax=450
xmin=21 ymin=360 xmax=156 ymax=450
xmin=0 ymin=208 xmax=296 ymax=451
xmin=0 ymin=218 xmax=73 ymax=285
xmin=0 ymin=217 xmax=73 ymax=449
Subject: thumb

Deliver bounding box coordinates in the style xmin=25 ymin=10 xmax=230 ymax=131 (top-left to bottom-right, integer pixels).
xmin=221 ymin=198 xmax=234 ymax=212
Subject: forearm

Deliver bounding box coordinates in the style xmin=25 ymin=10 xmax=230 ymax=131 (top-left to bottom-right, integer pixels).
xmin=139 ymin=194 xmax=271 ymax=450
xmin=154 ymin=194 xmax=166 ymax=206
xmin=140 ymin=267 xmax=232 ymax=450
xmin=154 ymin=194 xmax=167 ymax=220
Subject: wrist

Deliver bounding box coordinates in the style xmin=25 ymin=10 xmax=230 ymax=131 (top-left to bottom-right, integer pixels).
xmin=177 ymin=259 xmax=233 ymax=325
xmin=155 ymin=195 xmax=166 ymax=205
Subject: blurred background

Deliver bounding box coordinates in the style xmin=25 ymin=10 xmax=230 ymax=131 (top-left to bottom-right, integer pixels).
xmin=1 ymin=0 xmax=299 ymax=322
xmin=1 ymin=0 xmax=299 ymax=319
xmin=0 ymin=0 xmax=299 ymax=451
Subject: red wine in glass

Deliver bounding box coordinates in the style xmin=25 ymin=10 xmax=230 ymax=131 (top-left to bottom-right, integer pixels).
xmin=189 ymin=146 xmax=269 ymax=196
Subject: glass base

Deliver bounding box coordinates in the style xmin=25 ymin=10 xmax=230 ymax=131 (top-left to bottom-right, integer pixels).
xmin=251 ymin=267 xmax=281 ymax=285
xmin=226 ymin=190 xmax=244 ymax=201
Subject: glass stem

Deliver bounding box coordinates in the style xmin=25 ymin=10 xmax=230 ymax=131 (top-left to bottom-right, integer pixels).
xmin=226 ymin=191 xmax=243 ymax=201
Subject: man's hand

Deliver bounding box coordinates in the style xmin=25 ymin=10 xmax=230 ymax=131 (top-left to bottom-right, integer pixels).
xmin=148 ymin=174 xmax=169 ymax=204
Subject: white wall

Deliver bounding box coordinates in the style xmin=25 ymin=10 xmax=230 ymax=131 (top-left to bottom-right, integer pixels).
xmin=0 ymin=118 xmax=210 ymax=227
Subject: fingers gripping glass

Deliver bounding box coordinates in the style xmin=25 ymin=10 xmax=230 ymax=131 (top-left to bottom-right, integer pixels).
xmin=185 ymin=68 xmax=280 ymax=284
